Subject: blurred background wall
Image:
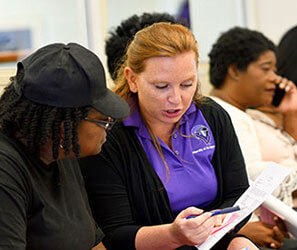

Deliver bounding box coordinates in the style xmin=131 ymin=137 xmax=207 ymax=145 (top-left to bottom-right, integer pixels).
xmin=0 ymin=0 xmax=296 ymax=95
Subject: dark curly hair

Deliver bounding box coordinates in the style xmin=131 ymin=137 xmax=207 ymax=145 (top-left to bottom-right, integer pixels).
xmin=209 ymin=27 xmax=276 ymax=88
xmin=105 ymin=12 xmax=185 ymax=80
xmin=0 ymin=78 xmax=91 ymax=160
xmin=277 ymin=26 xmax=297 ymax=84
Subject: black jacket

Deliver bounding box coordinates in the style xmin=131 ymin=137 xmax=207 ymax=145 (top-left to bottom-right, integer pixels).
xmin=80 ymin=99 xmax=250 ymax=250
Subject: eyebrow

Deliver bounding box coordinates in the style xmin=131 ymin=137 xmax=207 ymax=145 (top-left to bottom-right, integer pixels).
xmin=149 ymin=75 xmax=196 ymax=84
xmin=259 ymin=61 xmax=273 ymax=66
xmin=259 ymin=61 xmax=277 ymax=71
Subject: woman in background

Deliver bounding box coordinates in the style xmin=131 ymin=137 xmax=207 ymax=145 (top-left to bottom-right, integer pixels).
xmin=209 ymin=26 xmax=297 ymax=249
xmin=105 ymin=12 xmax=184 ymax=81
xmin=246 ymin=25 xmax=297 ymax=177
xmin=277 ymin=25 xmax=297 ymax=85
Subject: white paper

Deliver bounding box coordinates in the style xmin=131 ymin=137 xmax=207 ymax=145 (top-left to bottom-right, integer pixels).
xmin=196 ymin=162 xmax=290 ymax=250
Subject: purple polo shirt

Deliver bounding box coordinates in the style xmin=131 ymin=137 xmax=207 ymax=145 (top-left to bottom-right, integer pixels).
xmin=123 ymin=103 xmax=217 ymax=213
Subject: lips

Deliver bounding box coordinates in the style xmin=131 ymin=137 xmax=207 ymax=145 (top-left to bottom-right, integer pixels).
xmin=265 ymin=88 xmax=275 ymax=95
xmin=164 ymin=109 xmax=182 ymax=118
xmin=266 ymin=87 xmax=275 ymax=91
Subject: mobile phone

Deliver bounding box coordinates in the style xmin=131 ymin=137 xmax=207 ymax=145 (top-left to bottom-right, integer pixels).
xmin=272 ymin=84 xmax=286 ymax=107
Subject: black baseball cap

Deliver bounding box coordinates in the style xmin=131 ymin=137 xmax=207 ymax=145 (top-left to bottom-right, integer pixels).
xmin=13 ymin=42 xmax=130 ymax=119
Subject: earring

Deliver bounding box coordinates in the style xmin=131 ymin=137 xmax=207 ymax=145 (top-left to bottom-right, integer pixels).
xmin=59 ymin=144 xmax=64 ymax=149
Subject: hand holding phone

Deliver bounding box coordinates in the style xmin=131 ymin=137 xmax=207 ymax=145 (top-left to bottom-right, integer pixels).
xmin=272 ymin=84 xmax=286 ymax=107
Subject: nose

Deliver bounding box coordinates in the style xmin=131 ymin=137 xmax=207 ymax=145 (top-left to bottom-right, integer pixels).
xmin=168 ymin=87 xmax=182 ymax=104
xmin=269 ymin=70 xmax=279 ymax=83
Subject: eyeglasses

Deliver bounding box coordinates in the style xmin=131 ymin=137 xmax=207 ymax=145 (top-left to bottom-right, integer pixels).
xmin=84 ymin=117 xmax=115 ymax=130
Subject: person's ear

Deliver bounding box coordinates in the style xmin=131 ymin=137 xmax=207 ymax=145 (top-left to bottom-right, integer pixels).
xmin=124 ymin=67 xmax=138 ymax=93
xmin=227 ymin=64 xmax=241 ymax=81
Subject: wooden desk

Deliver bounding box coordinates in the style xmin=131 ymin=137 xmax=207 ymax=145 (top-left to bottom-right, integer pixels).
xmin=0 ymin=68 xmax=16 ymax=95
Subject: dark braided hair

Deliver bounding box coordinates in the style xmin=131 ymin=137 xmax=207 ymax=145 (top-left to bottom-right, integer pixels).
xmin=105 ymin=12 xmax=186 ymax=80
xmin=209 ymin=27 xmax=276 ymax=88
xmin=0 ymin=78 xmax=91 ymax=160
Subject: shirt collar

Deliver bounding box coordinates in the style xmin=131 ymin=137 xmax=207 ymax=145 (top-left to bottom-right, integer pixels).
xmin=123 ymin=102 xmax=197 ymax=138
xmin=123 ymin=105 xmax=151 ymax=139
xmin=179 ymin=102 xmax=196 ymax=125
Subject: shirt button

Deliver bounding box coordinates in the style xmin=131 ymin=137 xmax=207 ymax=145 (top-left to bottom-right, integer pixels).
xmin=174 ymin=150 xmax=179 ymax=155
xmin=173 ymin=133 xmax=177 ymax=139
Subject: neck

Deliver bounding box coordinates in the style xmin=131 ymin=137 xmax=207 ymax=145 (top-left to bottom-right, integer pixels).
xmin=139 ymin=106 xmax=175 ymax=147
xmin=39 ymin=143 xmax=56 ymax=165
xmin=148 ymin=121 xmax=174 ymax=146
xmin=257 ymin=107 xmax=283 ymax=128
xmin=257 ymin=106 xmax=278 ymax=114
xmin=16 ymin=132 xmax=61 ymax=165
xmin=16 ymin=134 xmax=55 ymax=165
xmin=210 ymin=88 xmax=246 ymax=111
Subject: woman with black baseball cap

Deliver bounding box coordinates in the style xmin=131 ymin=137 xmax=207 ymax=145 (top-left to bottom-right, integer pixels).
xmin=0 ymin=43 xmax=130 ymax=249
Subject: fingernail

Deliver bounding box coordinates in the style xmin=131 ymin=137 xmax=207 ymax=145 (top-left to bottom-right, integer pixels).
xmin=285 ymin=85 xmax=291 ymax=91
xmin=279 ymin=82 xmax=285 ymax=88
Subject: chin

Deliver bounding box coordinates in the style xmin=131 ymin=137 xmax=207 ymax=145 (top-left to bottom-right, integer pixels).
xmin=263 ymin=94 xmax=273 ymax=104
xmin=89 ymin=149 xmax=102 ymax=156
xmin=262 ymin=99 xmax=273 ymax=107
xmin=95 ymin=144 xmax=103 ymax=154
xmin=80 ymin=149 xmax=101 ymax=158
xmin=168 ymin=117 xmax=182 ymax=124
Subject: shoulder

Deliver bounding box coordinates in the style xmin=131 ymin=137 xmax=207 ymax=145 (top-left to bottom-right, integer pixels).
xmin=105 ymin=122 xmax=139 ymax=148
xmin=0 ymin=134 xmax=31 ymax=202
xmin=195 ymin=98 xmax=241 ymax=143
xmin=209 ymin=97 xmax=255 ymax=126
xmin=196 ymin=97 xmax=233 ymax=125
xmin=199 ymin=97 xmax=228 ymax=112
xmin=246 ymin=109 xmax=273 ymax=124
xmin=0 ymin=134 xmax=27 ymax=170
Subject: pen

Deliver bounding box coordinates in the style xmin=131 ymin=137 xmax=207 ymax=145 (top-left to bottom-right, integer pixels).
xmin=186 ymin=205 xmax=241 ymax=219
xmin=210 ymin=205 xmax=241 ymax=216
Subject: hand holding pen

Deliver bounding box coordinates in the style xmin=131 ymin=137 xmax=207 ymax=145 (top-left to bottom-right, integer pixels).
xmin=170 ymin=206 xmax=220 ymax=246
xmin=186 ymin=205 xmax=241 ymax=219
xmin=171 ymin=206 xmax=256 ymax=249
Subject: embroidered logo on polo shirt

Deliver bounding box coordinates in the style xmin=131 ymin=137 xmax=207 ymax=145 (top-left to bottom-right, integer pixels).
xmin=191 ymin=125 xmax=211 ymax=144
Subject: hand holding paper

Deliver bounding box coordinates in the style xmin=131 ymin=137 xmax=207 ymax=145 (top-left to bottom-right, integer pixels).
xmin=196 ymin=162 xmax=290 ymax=250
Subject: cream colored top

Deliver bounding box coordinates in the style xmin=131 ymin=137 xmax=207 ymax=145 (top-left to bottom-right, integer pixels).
xmin=247 ymin=109 xmax=297 ymax=171
xmin=210 ymin=96 xmax=297 ymax=207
